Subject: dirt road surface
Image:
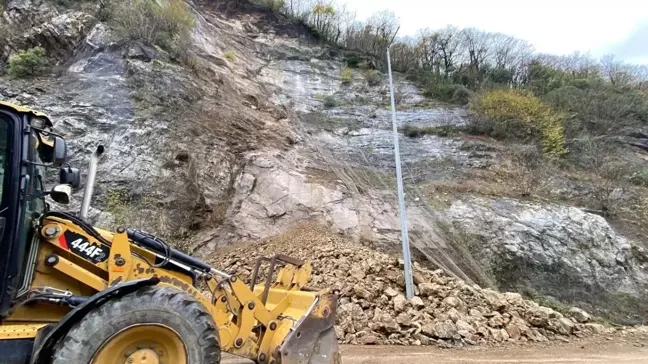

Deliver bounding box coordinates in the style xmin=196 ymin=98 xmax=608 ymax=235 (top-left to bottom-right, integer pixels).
xmin=223 ymin=337 xmax=648 ymax=364
xmin=340 ymin=338 xmax=648 ymax=364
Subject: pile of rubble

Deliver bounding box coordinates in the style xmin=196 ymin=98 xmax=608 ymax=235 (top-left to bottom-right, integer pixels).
xmin=210 ymin=223 xmax=613 ymax=346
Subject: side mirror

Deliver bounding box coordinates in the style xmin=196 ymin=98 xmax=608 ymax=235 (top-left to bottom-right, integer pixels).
xmin=59 ymin=166 xmax=81 ymax=189
xmin=50 ymin=185 xmax=72 ymax=205
xmin=52 ymin=137 xmax=67 ymax=166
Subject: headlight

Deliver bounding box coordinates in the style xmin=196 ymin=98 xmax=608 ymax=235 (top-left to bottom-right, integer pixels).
xmin=30 ymin=116 xmax=48 ymax=129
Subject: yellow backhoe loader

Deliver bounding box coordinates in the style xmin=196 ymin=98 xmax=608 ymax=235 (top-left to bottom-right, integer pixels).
xmin=0 ymin=101 xmax=340 ymax=364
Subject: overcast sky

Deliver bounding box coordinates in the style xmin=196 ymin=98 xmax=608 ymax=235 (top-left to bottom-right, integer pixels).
xmin=342 ymin=0 xmax=648 ymax=64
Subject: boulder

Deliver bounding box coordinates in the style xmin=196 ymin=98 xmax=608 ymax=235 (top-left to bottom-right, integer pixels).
xmin=433 ymin=321 xmax=459 ymax=339
xmin=393 ymin=294 xmax=407 ymax=312
xmin=411 ymin=296 xmax=426 ymax=309
xmin=358 ymin=333 xmax=380 ymax=345
xmin=418 ymin=283 xmax=437 ymax=296
xmin=554 ymin=317 xmax=575 ymax=335
xmin=384 ymin=287 xmax=399 ymax=298
xmin=456 ymin=320 xmax=476 ymax=337
xmin=568 ymin=307 xmax=591 ymax=323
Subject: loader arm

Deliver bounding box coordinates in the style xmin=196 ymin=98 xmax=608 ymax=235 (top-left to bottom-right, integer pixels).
xmin=34 ymin=212 xmax=340 ymax=364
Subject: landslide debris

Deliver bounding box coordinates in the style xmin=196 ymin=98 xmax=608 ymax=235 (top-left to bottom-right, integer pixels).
xmin=210 ymin=223 xmax=618 ymax=347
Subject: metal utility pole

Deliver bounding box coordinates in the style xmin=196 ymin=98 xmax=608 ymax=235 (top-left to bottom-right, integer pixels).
xmin=386 ymin=47 xmax=414 ymax=300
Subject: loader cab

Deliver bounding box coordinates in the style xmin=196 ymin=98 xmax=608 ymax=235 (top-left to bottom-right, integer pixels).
xmin=0 ymin=101 xmax=75 ymax=317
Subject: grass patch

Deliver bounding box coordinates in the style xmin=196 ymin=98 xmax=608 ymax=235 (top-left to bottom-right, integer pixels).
xmin=323 ymin=95 xmax=338 ymax=108
xmin=363 ymin=70 xmax=381 ymax=86
xmin=400 ymin=124 xmax=463 ymax=138
xmin=340 ymin=67 xmax=353 ymax=84
xmin=105 ymin=0 xmax=195 ymax=53
xmin=300 ymin=112 xmax=358 ymax=132
xmin=224 ymin=50 xmax=237 ymax=63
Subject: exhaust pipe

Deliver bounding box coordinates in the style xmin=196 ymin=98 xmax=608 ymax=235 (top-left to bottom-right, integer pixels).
xmin=79 ymin=145 xmax=104 ymax=221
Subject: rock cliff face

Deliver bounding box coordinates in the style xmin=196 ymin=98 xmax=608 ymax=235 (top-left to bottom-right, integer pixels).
xmin=1 ymin=0 xmax=646 ymax=324
xmin=442 ymin=197 xmax=648 ymax=323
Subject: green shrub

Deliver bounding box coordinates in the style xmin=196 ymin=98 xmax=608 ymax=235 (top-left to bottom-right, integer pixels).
xmin=628 ymin=168 xmax=648 ymax=187
xmin=224 ymin=50 xmax=237 ymax=63
xmin=568 ymin=78 xmax=591 ymax=90
xmin=401 ymin=124 xmax=462 ymax=138
xmin=363 ymin=70 xmax=381 ymax=86
xmin=470 ymin=89 xmax=566 ymax=159
xmin=51 ymin=0 xmax=78 ymax=8
xmin=108 ymin=0 xmax=195 ymax=51
xmin=423 ymin=83 xmax=467 ymax=103
xmin=405 ymin=68 xmax=419 ymax=82
xmin=486 ymin=67 xmax=513 ymax=85
xmin=340 ymin=67 xmax=353 ymax=84
xmin=545 ymin=85 xmax=648 ymax=138
xmin=344 ymin=53 xmax=377 ymax=69
xmin=8 ymin=47 xmax=49 ymax=78
xmin=451 ymin=85 xmax=474 ymax=105
xmin=323 ymin=95 xmax=337 ymax=108
xmin=258 ymin=0 xmax=285 ymax=11
xmin=345 ymin=53 xmax=360 ymax=68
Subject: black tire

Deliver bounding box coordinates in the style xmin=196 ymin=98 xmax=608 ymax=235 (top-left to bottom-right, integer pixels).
xmin=51 ymin=286 xmax=221 ymax=364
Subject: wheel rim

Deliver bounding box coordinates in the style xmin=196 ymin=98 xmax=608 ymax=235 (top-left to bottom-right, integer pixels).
xmin=91 ymin=324 xmax=187 ymax=364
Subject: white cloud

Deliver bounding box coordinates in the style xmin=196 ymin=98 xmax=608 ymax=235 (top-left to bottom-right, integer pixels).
xmin=343 ymin=0 xmax=648 ymax=63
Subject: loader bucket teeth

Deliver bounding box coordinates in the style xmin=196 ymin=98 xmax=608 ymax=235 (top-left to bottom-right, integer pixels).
xmin=278 ymin=293 xmax=341 ymax=364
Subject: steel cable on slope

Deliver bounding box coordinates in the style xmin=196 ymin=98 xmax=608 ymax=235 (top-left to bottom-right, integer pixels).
xmin=401 ymin=161 xmax=496 ymax=288
xmin=359 ymin=101 xmax=490 ymax=285
xmin=291 ymin=104 xmax=472 ymax=282
xmin=349 ymin=133 xmax=474 ymax=283
xmin=322 ymin=108 xmax=468 ymax=281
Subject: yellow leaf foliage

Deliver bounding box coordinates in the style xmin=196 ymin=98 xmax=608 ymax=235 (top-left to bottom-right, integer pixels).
xmin=471 ymin=89 xmax=566 ymax=159
xmin=339 ymin=67 xmax=353 ymax=83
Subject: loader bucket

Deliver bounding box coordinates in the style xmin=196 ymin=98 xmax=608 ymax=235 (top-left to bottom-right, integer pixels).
xmin=278 ymin=293 xmax=341 ymax=364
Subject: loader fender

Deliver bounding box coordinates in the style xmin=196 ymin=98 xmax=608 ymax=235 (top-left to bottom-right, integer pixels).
xmin=30 ymin=277 xmax=159 ymax=364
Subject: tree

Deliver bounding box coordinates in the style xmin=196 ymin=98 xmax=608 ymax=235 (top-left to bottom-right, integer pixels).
xmin=366 ymin=10 xmax=400 ymax=60
xmin=416 ymin=28 xmax=437 ymax=71
xmin=458 ymin=28 xmax=490 ymax=87
xmin=310 ymin=1 xmax=336 ymax=39
xmin=390 ymin=36 xmax=420 ymax=72
xmin=437 ymin=26 xmax=460 ymax=79
xmin=601 ymin=54 xmax=633 ymax=87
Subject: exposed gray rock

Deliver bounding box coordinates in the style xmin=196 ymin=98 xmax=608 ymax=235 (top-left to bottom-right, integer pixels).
xmin=442 ymin=197 xmax=648 ymax=323
xmin=554 ymin=317 xmax=575 ymax=336
xmin=569 ymin=307 xmax=592 ymax=323
xmin=583 ymin=323 xmax=606 ymax=334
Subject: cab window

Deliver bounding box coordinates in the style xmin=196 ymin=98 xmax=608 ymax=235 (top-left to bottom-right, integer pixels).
xmin=0 ymin=119 xmax=8 ymax=209
xmin=26 ymin=131 xmax=46 ymax=217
